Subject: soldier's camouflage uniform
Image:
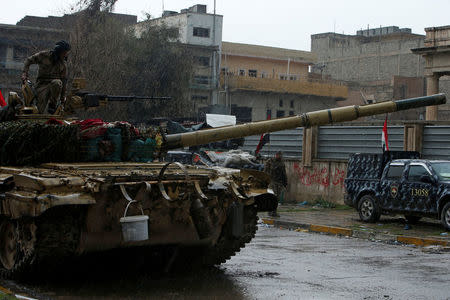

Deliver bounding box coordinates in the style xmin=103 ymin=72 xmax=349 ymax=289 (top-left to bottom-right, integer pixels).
xmin=264 ymin=155 xmax=288 ymax=215
xmin=23 ymin=50 xmax=67 ymax=113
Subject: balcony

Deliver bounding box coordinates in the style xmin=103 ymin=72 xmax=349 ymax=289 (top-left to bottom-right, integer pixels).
xmin=220 ymin=74 xmax=348 ymax=99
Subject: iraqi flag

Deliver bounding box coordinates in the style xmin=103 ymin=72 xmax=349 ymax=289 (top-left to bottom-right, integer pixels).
xmin=255 ymin=133 xmax=270 ymax=154
xmin=0 ymin=90 xmax=6 ymax=107
xmin=256 ymin=113 xmax=271 ymax=155
xmin=382 ymin=115 xmax=389 ymax=152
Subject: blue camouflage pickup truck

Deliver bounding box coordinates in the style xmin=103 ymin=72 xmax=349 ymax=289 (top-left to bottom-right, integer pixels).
xmin=344 ymin=151 xmax=450 ymax=230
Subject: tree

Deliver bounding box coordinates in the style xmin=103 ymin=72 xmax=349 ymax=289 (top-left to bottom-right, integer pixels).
xmin=67 ymin=0 xmax=194 ymax=120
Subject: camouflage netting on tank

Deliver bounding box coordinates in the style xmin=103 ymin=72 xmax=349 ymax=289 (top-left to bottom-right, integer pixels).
xmin=0 ymin=121 xmax=81 ymax=166
xmin=0 ymin=121 xmax=162 ymax=166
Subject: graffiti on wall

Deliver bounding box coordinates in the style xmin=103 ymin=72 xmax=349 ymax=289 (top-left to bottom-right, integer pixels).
xmin=293 ymin=162 xmax=345 ymax=188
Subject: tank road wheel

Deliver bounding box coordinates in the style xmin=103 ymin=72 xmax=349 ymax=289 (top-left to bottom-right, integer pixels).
xmin=441 ymin=202 xmax=450 ymax=231
xmin=0 ymin=219 xmax=36 ymax=279
xmin=358 ymin=195 xmax=381 ymax=223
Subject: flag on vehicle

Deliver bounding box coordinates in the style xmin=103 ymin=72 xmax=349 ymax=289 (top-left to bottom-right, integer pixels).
xmin=255 ymin=112 xmax=271 ymax=155
xmin=255 ymin=133 xmax=270 ymax=154
xmin=0 ymin=90 xmax=6 ymax=107
xmin=382 ymin=115 xmax=389 ymax=152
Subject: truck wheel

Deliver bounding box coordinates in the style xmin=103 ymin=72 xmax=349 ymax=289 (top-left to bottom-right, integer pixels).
xmin=404 ymin=215 xmax=421 ymax=224
xmin=358 ymin=195 xmax=381 ymax=223
xmin=441 ymin=202 xmax=450 ymax=231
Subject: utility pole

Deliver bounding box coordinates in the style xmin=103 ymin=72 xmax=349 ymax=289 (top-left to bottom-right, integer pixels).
xmin=211 ymin=0 xmax=218 ymax=105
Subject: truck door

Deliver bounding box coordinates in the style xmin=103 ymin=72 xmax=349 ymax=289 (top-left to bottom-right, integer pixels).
xmin=380 ymin=162 xmax=405 ymax=211
xmin=405 ymin=164 xmax=436 ymax=213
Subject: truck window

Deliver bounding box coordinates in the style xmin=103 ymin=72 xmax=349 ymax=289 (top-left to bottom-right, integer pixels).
xmin=407 ymin=165 xmax=429 ymax=182
xmin=430 ymin=162 xmax=450 ymax=180
xmin=386 ymin=165 xmax=404 ymax=179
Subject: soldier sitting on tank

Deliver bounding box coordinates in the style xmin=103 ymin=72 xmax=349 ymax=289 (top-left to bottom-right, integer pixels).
xmin=21 ymin=40 xmax=71 ymax=114
xmin=264 ymin=151 xmax=288 ymax=217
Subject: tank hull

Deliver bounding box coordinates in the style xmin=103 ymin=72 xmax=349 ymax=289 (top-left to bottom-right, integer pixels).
xmin=0 ymin=162 xmax=273 ymax=279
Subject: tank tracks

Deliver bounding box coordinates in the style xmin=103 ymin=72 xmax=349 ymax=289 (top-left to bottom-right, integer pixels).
xmin=200 ymin=205 xmax=258 ymax=266
xmin=0 ymin=205 xmax=258 ymax=279
xmin=0 ymin=207 xmax=82 ymax=280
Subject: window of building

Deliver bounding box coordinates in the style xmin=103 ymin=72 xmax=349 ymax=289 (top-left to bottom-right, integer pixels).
xmin=289 ymin=111 xmax=294 ymax=116
xmin=261 ymin=72 xmax=267 ymax=78
xmin=280 ymin=75 xmax=288 ymax=80
xmin=0 ymin=46 xmax=7 ymax=66
xmin=290 ymin=100 xmax=294 ymax=108
xmin=248 ymin=69 xmax=257 ymax=77
xmin=193 ymin=75 xmax=209 ymax=85
xmin=13 ymin=46 xmax=28 ymax=62
xmin=276 ymin=110 xmax=285 ymax=118
xmin=279 ymin=99 xmax=283 ymax=107
xmin=266 ymin=109 xmax=272 ymax=119
xmin=193 ymin=27 xmax=210 ymax=38
xmin=239 ymin=69 xmax=245 ymax=76
xmin=191 ymin=95 xmax=208 ymax=102
xmin=194 ymin=56 xmax=210 ymax=67
xmin=289 ymin=75 xmax=297 ymax=81
xmin=386 ymin=164 xmax=405 ymax=180
xmin=400 ymin=84 xmax=407 ymax=99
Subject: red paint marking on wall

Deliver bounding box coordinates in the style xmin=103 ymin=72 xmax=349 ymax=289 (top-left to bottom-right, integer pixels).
xmin=293 ymin=163 xmax=345 ymax=188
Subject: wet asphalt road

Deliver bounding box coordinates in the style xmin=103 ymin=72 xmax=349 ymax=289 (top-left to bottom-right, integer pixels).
xmin=2 ymin=225 xmax=450 ymax=299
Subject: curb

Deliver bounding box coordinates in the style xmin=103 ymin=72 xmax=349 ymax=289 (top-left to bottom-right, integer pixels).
xmin=261 ymin=218 xmax=449 ymax=247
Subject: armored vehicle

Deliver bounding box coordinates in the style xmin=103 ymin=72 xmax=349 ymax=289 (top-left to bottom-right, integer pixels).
xmin=345 ymin=151 xmax=450 ymax=230
xmin=0 ymin=93 xmax=446 ymax=279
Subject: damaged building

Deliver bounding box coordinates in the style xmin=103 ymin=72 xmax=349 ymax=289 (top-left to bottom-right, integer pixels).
xmin=310 ymin=26 xmax=450 ymax=120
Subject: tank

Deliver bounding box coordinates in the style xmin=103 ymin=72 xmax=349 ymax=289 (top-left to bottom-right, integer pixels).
xmin=0 ymin=92 xmax=446 ymax=279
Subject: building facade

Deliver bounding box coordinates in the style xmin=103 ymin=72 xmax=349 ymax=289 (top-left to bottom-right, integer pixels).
xmin=412 ymin=25 xmax=450 ymax=120
xmin=0 ymin=24 xmax=67 ymax=98
xmin=219 ymin=42 xmax=348 ymax=121
xmin=135 ymin=4 xmax=223 ymax=111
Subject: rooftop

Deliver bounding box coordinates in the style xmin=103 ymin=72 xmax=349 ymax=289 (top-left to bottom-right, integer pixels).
xmin=221 ymin=41 xmax=316 ymax=64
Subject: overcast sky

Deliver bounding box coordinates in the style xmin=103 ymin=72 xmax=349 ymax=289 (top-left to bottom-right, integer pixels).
xmin=2 ymin=0 xmax=450 ymax=51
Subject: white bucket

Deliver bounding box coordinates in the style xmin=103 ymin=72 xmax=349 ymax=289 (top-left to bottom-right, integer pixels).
xmin=120 ymin=215 xmax=149 ymax=242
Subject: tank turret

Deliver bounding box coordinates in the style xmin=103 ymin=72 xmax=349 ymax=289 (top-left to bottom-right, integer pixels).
xmin=165 ymin=94 xmax=446 ymax=150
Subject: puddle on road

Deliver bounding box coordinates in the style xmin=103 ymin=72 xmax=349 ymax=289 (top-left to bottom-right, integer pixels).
xmin=226 ymin=270 xmax=280 ymax=279
xmin=2 ymin=254 xmax=252 ymax=300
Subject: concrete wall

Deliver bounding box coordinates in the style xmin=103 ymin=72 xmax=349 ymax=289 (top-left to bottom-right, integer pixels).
xmin=311 ymin=32 xmax=425 ymax=82
xmin=285 ymin=159 xmax=347 ymax=205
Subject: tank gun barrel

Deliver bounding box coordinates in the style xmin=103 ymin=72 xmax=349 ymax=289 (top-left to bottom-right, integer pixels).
xmin=165 ymin=94 xmax=446 ymax=150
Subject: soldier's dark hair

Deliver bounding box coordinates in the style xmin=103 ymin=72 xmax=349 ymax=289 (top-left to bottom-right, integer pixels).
xmin=54 ymin=40 xmax=71 ymax=52
xmin=52 ymin=40 xmax=71 ymax=61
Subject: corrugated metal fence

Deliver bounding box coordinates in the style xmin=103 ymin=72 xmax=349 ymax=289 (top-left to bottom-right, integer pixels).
xmin=241 ymin=128 xmax=303 ymax=158
xmin=317 ymin=126 xmax=404 ymax=160
xmin=422 ymin=126 xmax=450 ymax=159
xmin=241 ymin=125 xmax=450 ymax=160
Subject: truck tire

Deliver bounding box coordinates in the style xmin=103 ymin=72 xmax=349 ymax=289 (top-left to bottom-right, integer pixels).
xmin=404 ymin=215 xmax=421 ymax=224
xmin=358 ymin=195 xmax=381 ymax=223
xmin=441 ymin=202 xmax=450 ymax=231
